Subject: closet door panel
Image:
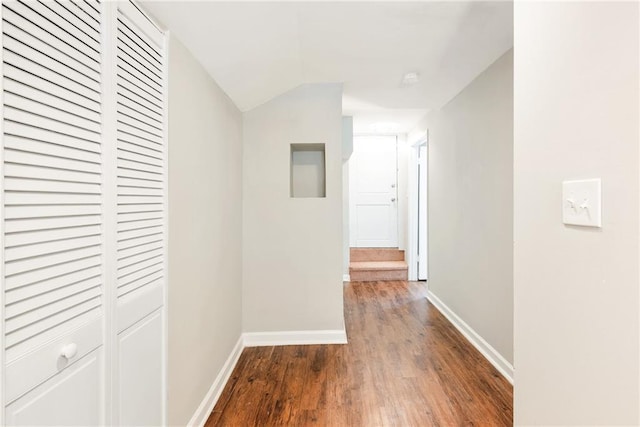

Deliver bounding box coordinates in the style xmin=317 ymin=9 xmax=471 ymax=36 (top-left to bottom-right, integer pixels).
xmin=113 ymin=3 xmax=166 ymax=426
xmin=1 ymin=0 xmax=105 ymax=420
xmin=117 ymin=310 xmax=162 ymax=426
xmin=5 ymin=349 xmax=102 ymax=426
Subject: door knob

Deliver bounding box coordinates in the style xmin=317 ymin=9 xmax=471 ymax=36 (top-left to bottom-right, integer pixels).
xmin=60 ymin=343 xmax=78 ymax=359
xmin=391 ymin=184 xmax=396 ymax=188
xmin=391 ymin=198 xmax=396 ymax=202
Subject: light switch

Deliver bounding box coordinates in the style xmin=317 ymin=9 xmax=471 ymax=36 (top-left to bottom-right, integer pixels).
xmin=562 ymin=179 xmax=601 ymax=227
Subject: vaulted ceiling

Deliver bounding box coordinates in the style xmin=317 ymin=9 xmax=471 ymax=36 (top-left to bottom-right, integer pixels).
xmin=142 ymin=1 xmax=513 ymax=133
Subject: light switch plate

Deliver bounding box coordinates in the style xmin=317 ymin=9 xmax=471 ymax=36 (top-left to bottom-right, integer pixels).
xmin=562 ymin=179 xmax=601 ymax=227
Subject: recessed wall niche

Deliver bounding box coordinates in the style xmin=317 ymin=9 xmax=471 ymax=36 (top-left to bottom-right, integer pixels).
xmin=290 ymin=143 xmax=326 ymax=198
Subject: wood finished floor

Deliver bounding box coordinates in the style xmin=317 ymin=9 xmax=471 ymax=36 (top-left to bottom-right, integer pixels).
xmin=206 ymin=281 xmax=513 ymax=426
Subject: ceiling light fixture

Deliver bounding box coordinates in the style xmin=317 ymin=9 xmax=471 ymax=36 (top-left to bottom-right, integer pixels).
xmin=401 ymin=72 xmax=420 ymax=86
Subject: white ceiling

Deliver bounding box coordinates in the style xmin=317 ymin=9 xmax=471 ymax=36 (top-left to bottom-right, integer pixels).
xmin=142 ymin=1 xmax=513 ymax=134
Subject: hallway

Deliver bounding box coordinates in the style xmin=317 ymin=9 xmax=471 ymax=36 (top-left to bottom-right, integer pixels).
xmin=206 ymin=282 xmax=513 ymax=426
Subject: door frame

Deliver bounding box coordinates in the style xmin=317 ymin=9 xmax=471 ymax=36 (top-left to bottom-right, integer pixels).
xmin=408 ymin=133 xmax=428 ymax=281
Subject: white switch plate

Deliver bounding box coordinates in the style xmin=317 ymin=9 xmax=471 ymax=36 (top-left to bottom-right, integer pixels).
xmin=562 ymin=179 xmax=602 ymax=227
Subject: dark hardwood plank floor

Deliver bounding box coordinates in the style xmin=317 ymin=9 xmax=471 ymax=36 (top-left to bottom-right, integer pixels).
xmin=206 ymin=281 xmax=513 ymax=426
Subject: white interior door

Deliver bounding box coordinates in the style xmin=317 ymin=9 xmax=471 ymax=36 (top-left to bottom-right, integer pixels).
xmin=349 ymin=136 xmax=398 ymax=247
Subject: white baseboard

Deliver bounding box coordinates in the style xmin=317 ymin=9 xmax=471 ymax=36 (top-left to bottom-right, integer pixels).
xmin=243 ymin=329 xmax=348 ymax=347
xmin=343 ymin=274 xmax=351 ymax=282
xmin=187 ymin=335 xmax=244 ymax=427
xmin=426 ymin=291 xmax=514 ymax=384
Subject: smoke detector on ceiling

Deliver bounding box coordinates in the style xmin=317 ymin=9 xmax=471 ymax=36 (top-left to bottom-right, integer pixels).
xmin=401 ymin=72 xmax=420 ymax=86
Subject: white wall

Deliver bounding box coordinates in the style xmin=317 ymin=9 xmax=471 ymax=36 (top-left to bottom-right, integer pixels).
xmin=514 ymin=3 xmax=639 ymax=425
xmin=410 ymin=50 xmax=514 ymax=367
xmin=242 ymin=84 xmax=345 ymax=333
xmin=167 ymin=37 xmax=243 ymax=426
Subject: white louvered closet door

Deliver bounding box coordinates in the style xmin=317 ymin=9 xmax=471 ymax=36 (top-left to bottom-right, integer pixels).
xmin=113 ymin=2 xmax=166 ymax=426
xmin=0 ymin=1 xmax=167 ymax=426
xmin=2 ymin=0 xmax=105 ymax=425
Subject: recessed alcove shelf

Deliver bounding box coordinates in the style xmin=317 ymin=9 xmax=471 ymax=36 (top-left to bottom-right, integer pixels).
xmin=290 ymin=143 xmax=326 ymax=198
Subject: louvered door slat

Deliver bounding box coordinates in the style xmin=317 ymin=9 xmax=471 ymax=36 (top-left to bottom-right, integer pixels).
xmin=6 ymin=255 xmax=101 ymax=292
xmin=4 ymin=107 xmax=101 ymax=145
xmin=2 ymin=4 xmax=100 ymax=74
xmin=2 ymin=18 xmax=99 ymax=83
xmin=116 ymin=16 xmax=161 ymax=63
xmin=117 ymin=59 xmax=162 ymax=99
xmin=118 ymin=130 xmax=162 ymax=152
xmin=117 ymin=230 xmax=162 ymax=250
xmin=5 ymin=163 xmax=101 ymax=184
xmin=2 ymin=0 xmax=104 ymax=368
xmin=5 ymin=266 xmax=101 ymax=305
xmin=5 ymin=205 xmax=102 ymax=222
xmin=5 ymin=275 xmax=102 ymax=318
xmin=3 ymin=38 xmax=101 ymax=100
xmin=42 ymin=0 xmax=100 ymax=41
xmin=5 ymin=287 xmax=102 ymax=332
xmin=117 ymin=112 xmax=162 ymax=137
xmin=117 ymin=176 xmax=162 ymax=189
xmin=118 ymin=145 xmax=162 ymax=167
xmin=4 ymin=78 xmax=101 ymax=124
xmin=117 ymin=55 xmax=162 ymax=95
xmin=117 ymin=225 xmax=163 ymax=244
xmin=4 ymin=121 xmax=100 ymax=154
xmin=4 ymin=149 xmax=101 ymax=177
xmin=117 ymin=30 xmax=161 ymax=75
xmin=117 ymin=157 xmax=162 ymax=174
xmin=117 ymin=82 xmax=162 ymax=118
xmin=70 ymin=0 xmax=100 ymax=25
xmin=4 ymin=135 xmax=102 ymax=165
xmin=19 ymin=0 xmax=100 ymax=57
xmin=117 ymin=254 xmax=161 ymax=279
xmin=117 ymin=100 xmax=162 ymax=130
xmin=117 ymin=203 xmax=162 ymax=214
xmin=4 ymin=93 xmax=100 ymax=134
xmin=6 ymin=234 xmax=102 ymax=263
xmin=6 ymin=244 xmax=102 ymax=277
xmin=4 ymin=65 xmax=101 ymax=114
xmin=118 ymin=121 xmax=163 ymax=145
xmin=6 ymin=223 xmax=102 ymax=247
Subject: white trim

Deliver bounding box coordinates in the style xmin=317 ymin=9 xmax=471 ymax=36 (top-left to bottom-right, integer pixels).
xmin=102 ymin=3 xmax=119 ymax=424
xmin=187 ymin=336 xmax=244 ymax=427
xmin=407 ymin=136 xmax=428 ymax=282
xmin=426 ymin=291 xmax=514 ymax=384
xmin=343 ymin=274 xmax=351 ymax=282
xmin=0 ymin=7 xmax=6 ymax=424
xmin=407 ymin=145 xmax=419 ymax=281
xmin=160 ymin=27 xmax=170 ymax=427
xmin=243 ymin=330 xmax=348 ymax=347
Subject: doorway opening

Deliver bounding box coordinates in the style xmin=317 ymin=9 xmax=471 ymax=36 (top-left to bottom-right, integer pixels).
xmin=347 ymin=135 xmax=408 ymax=282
